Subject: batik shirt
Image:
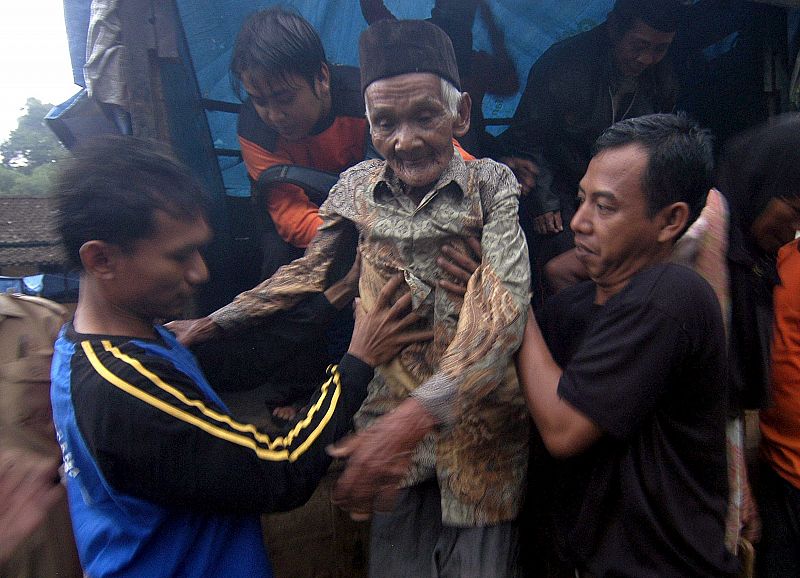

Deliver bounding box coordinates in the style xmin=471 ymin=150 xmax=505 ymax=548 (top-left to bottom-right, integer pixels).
xmin=212 ymin=150 xmax=531 ymax=525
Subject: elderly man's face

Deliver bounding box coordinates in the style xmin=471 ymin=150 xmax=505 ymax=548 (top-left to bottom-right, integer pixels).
xmin=571 ymin=143 xmax=665 ymax=290
xmin=366 ymin=73 xmax=469 ymax=197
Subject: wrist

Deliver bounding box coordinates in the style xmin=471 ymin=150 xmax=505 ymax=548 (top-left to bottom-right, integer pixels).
xmin=346 ymin=344 xmax=376 ymax=368
xmin=195 ymin=317 xmax=222 ymax=342
xmin=394 ymin=397 xmax=437 ymax=436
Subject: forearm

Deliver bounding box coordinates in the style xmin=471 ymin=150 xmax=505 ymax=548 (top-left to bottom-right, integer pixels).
xmin=210 ymin=221 xmax=343 ymax=332
xmin=516 ymin=313 xmax=565 ymax=433
xmin=527 ymin=160 xmax=560 ymax=215
xmin=91 ymin=355 xmax=373 ymax=514
xmin=266 ymin=292 xmax=344 ymax=344
xmin=516 ymin=313 xmax=598 ymax=458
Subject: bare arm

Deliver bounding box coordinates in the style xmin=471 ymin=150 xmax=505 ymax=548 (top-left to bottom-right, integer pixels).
xmin=515 ymin=308 xmax=602 ymax=458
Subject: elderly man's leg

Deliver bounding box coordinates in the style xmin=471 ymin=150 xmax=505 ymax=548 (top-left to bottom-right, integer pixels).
xmin=368 ymin=478 xmax=519 ymax=577
xmin=434 ymin=520 xmax=519 ymax=578
xmin=368 ymin=479 xmax=442 ymax=578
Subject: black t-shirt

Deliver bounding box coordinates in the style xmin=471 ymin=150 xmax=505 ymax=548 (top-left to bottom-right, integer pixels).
xmin=539 ymin=263 xmax=739 ymax=577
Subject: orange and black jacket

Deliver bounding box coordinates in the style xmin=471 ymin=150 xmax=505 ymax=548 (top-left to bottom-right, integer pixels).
xmin=237 ymin=65 xmax=368 ymax=249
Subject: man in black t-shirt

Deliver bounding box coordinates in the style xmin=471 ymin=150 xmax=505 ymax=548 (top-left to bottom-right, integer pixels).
xmin=516 ymin=113 xmax=739 ymax=576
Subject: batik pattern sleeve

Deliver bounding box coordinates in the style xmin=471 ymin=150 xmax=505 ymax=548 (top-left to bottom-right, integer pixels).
xmin=71 ymin=338 xmax=372 ymax=513
xmin=412 ymin=162 xmax=530 ymax=424
xmin=208 ymin=189 xmax=355 ymax=333
xmin=416 ymin=161 xmax=531 ymax=523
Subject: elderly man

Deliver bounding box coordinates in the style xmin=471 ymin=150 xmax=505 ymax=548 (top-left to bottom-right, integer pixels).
xmin=516 ymin=113 xmax=739 ymax=576
xmin=173 ymin=19 xmax=530 ymax=577
xmin=500 ymin=0 xmax=681 ymax=297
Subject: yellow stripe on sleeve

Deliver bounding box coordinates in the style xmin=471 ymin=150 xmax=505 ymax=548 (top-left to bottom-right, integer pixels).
xmin=81 ymin=340 xmax=341 ymax=462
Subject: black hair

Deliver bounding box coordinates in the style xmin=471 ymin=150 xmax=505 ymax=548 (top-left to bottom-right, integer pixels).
xmin=230 ymin=7 xmax=328 ymax=99
xmin=609 ymin=0 xmax=682 ymax=35
xmin=718 ymin=113 xmax=800 ymax=234
xmin=593 ymin=113 xmax=713 ymax=228
xmin=54 ymin=136 xmax=210 ymax=270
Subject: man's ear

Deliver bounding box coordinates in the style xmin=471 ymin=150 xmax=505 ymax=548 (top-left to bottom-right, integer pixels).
xmin=79 ymin=241 xmax=120 ymax=279
xmin=452 ymin=91 xmax=472 ymax=138
xmin=314 ymin=63 xmax=331 ymax=96
xmin=657 ymin=202 xmax=690 ymax=244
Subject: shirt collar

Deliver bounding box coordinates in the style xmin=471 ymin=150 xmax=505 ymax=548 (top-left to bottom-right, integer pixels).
xmin=371 ymin=146 xmax=470 ymax=203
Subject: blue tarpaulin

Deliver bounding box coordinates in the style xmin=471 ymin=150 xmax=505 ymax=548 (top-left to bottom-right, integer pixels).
xmin=0 ymin=273 xmax=79 ymax=302
xmin=173 ymin=0 xmax=615 ymax=197
xmin=61 ymin=0 xmax=616 ymax=198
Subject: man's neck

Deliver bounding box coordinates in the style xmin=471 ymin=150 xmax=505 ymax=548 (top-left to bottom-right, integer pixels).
xmin=309 ymin=93 xmax=334 ymax=136
xmin=73 ymin=281 xmax=156 ymax=339
xmin=593 ymin=250 xmax=672 ymax=305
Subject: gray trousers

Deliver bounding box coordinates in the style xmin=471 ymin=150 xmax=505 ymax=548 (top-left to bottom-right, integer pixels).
xmin=368 ymin=479 xmax=519 ymax=578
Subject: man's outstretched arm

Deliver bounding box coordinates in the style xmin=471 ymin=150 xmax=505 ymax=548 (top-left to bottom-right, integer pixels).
xmin=74 ymin=275 xmax=431 ymax=514
xmin=167 ymin=187 xmax=358 ymax=347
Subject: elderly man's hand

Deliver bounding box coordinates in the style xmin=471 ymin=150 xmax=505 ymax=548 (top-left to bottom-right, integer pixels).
xmin=500 ymin=156 xmax=539 ymax=194
xmin=165 ymin=316 xmax=221 ymax=347
xmin=327 ymin=397 xmax=434 ymax=520
xmin=533 ymin=210 xmax=563 ymax=235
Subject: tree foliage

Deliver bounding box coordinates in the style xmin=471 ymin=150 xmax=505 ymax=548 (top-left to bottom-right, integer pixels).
xmin=0 ymin=98 xmax=66 ymax=175
xmin=0 ymin=98 xmax=66 ymax=195
xmin=0 ymin=164 xmax=57 ymax=197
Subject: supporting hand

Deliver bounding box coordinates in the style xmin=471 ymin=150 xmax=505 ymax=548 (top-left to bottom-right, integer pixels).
xmin=324 ymin=251 xmax=362 ymax=310
xmin=327 ymin=397 xmax=435 ymax=520
xmin=346 ymin=274 xmax=433 ymax=368
xmin=165 ymin=316 xmax=221 ymax=347
xmin=437 ymin=237 xmax=481 ymax=297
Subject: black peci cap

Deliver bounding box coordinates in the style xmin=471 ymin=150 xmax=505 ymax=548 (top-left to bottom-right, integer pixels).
xmin=359 ymin=19 xmax=461 ymax=93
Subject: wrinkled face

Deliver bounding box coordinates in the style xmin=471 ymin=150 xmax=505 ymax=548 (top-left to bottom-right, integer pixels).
xmin=112 ymin=211 xmax=211 ymax=321
xmin=750 ymin=196 xmax=800 ymax=255
xmin=571 ymin=144 xmax=664 ymax=291
xmin=242 ymin=67 xmax=330 ymax=142
xmin=612 ymin=18 xmax=675 ymax=78
xmin=365 ymin=73 xmax=468 ymax=198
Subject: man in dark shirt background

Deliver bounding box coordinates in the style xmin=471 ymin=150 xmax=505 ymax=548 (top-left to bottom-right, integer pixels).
xmin=499 ymin=0 xmax=680 ymax=299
